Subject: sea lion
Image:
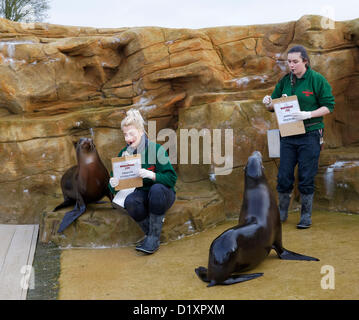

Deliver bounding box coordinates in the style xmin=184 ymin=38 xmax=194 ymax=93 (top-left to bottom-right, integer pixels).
xmin=54 ymin=137 xmax=113 ymax=233
xmin=195 ymin=151 xmax=319 ymax=287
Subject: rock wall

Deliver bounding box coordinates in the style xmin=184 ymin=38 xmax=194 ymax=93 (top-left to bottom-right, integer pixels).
xmin=1 ymin=15 xmax=359 ymax=229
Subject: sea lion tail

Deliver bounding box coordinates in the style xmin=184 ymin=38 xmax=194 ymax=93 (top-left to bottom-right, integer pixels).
xmin=278 ymin=248 xmax=319 ymax=261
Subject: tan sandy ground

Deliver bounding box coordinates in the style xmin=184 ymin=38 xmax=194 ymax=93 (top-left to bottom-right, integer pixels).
xmin=58 ymin=211 xmax=359 ymax=300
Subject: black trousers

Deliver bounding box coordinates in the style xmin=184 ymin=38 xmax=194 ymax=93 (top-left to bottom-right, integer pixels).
xmin=277 ymin=130 xmax=321 ymax=195
xmin=124 ymin=184 xmax=176 ymax=222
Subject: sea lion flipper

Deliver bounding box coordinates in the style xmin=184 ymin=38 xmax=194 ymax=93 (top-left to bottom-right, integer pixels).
xmin=207 ymin=273 xmax=264 ymax=287
xmin=57 ymin=204 xmax=86 ymax=233
xmin=195 ymin=266 xmax=210 ymax=283
xmin=277 ymin=247 xmax=319 ymax=261
xmin=221 ymin=273 xmax=264 ymax=286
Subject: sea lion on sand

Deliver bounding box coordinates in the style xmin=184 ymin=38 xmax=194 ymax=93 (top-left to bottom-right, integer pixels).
xmin=195 ymin=151 xmax=319 ymax=287
xmin=54 ymin=138 xmax=113 ymax=233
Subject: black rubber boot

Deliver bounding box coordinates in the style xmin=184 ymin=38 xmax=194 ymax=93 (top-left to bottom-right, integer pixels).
xmin=297 ymin=193 xmax=314 ymax=229
xmin=137 ymin=217 xmax=149 ymax=235
xmin=136 ymin=214 xmax=165 ymax=254
xmin=135 ymin=217 xmax=150 ymax=247
xmin=278 ymin=192 xmax=291 ymax=222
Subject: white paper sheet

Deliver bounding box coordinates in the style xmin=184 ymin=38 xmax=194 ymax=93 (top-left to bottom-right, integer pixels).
xmin=112 ymin=187 xmax=135 ymax=208
xmin=274 ymin=99 xmax=301 ymax=125
xmin=112 ymin=157 xmax=141 ymax=180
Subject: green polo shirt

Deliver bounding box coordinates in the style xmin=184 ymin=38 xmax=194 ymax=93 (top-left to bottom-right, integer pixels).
xmin=271 ymin=66 xmax=335 ymax=132
xmin=108 ymin=140 xmax=177 ymax=195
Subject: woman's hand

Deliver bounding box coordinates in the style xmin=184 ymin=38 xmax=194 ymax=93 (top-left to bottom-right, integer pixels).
xmin=109 ymin=177 xmax=119 ymax=188
xmin=292 ymin=111 xmax=312 ymax=121
xmin=262 ymin=95 xmax=274 ymax=111
xmin=138 ymin=168 xmax=156 ymax=181
xmin=262 ymin=95 xmax=272 ymax=105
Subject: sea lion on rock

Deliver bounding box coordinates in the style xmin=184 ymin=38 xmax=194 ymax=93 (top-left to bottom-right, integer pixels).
xmin=195 ymin=151 xmax=319 ymax=287
xmin=54 ymin=137 xmax=113 ymax=233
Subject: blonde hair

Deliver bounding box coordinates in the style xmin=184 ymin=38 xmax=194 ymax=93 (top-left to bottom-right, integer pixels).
xmin=121 ymin=108 xmax=146 ymax=133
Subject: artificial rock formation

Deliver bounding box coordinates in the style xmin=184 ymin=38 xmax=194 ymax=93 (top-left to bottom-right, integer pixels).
xmin=0 ymin=16 xmax=359 ymax=246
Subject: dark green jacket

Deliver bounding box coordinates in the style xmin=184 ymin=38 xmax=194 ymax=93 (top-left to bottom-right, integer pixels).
xmin=109 ymin=140 xmax=177 ymax=195
xmin=271 ymin=66 xmax=335 ymax=132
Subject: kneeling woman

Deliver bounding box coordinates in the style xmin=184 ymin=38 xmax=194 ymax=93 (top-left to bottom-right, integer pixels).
xmin=109 ymin=109 xmax=177 ymax=254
